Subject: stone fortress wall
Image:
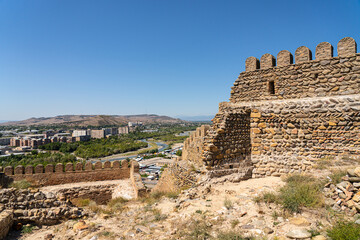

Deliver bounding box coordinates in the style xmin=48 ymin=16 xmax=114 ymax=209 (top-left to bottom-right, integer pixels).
xmin=183 ymin=37 xmax=360 ymax=178
xmin=1 ymin=160 xmax=131 ymax=187
xmin=182 ymin=125 xmax=210 ymax=166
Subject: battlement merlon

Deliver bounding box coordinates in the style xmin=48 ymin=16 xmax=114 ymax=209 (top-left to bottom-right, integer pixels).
xmin=231 ymin=37 xmax=359 ymax=103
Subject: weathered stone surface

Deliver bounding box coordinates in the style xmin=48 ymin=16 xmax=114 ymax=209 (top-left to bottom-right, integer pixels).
xmin=182 ymin=37 xmax=360 ymax=179
xmin=286 ymin=229 xmax=311 ymax=239
xmin=289 ymin=217 xmax=310 ymax=226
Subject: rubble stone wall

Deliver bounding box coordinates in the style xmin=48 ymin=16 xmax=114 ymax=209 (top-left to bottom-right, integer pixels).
xmin=2 ymin=160 xmax=130 ymax=187
xmin=184 ymin=37 xmax=360 ymax=178
xmin=182 ymin=125 xmax=210 ymax=166
xmin=0 ymin=188 xmax=86 ymax=227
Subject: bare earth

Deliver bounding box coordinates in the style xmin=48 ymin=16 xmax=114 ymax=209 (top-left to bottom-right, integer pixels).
xmin=17 ymin=176 xmax=334 ymax=240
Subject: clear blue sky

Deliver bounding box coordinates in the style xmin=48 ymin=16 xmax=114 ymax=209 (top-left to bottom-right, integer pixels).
xmin=0 ymin=0 xmax=359 ymax=120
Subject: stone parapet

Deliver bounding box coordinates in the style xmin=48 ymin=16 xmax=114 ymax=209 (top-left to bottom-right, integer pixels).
xmin=182 ymin=37 xmax=360 ymax=179
xmin=2 ymin=160 xmax=130 ymax=187
xmin=234 ymin=37 xmax=359 ymax=102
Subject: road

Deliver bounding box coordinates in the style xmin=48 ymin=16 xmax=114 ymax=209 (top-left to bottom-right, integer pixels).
xmin=95 ymin=141 xmax=168 ymax=163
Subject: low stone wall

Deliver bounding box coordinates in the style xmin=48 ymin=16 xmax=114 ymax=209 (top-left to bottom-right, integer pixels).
xmin=2 ymin=160 xmax=130 ymax=187
xmin=130 ymin=161 xmax=147 ymax=198
xmin=0 ymin=210 xmax=13 ymax=240
xmin=0 ymin=188 xmax=86 ymax=227
xmin=47 ymin=184 xmax=120 ymax=205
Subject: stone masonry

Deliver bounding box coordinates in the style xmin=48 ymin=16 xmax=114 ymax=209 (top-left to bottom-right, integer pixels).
xmin=183 ymin=37 xmax=360 ymax=178
xmin=1 ymin=160 xmax=130 ymax=187
xmin=182 ymin=125 xmax=210 ymax=166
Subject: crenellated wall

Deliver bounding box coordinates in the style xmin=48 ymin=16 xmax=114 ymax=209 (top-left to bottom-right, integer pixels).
xmin=231 ymin=37 xmax=358 ymax=102
xmin=184 ymin=37 xmax=360 ymax=178
xmin=1 ymin=160 xmax=130 ymax=187
xmin=182 ymin=125 xmax=210 ymax=166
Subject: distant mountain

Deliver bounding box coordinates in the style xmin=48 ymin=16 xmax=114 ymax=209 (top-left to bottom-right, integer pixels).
xmin=0 ymin=120 xmax=12 ymax=123
xmin=176 ymin=115 xmax=214 ymax=122
xmin=0 ymin=114 xmax=184 ymax=127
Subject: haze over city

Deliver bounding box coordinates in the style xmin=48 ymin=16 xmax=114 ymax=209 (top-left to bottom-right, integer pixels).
xmin=0 ymin=0 xmax=359 ymax=121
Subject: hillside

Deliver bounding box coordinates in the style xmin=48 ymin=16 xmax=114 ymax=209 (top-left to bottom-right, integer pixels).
xmin=0 ymin=114 xmax=184 ymax=127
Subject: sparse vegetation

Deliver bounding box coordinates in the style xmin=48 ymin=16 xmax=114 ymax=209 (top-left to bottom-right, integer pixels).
xmin=71 ymin=198 xmax=91 ymax=207
xmin=9 ymin=180 xmax=32 ymax=189
xmin=215 ymin=231 xmax=251 ymax=240
xmin=327 ymin=220 xmax=360 ymax=240
xmin=107 ymin=197 xmax=128 ymax=213
xmin=140 ymin=191 xmax=180 ymax=205
xmin=0 ymin=151 xmax=78 ymax=168
xmin=230 ymin=219 xmax=239 ymax=229
xmin=254 ymin=192 xmax=278 ymax=204
xmin=179 ymin=217 xmax=212 ymax=240
xmin=224 ymin=198 xmax=233 ymax=210
xmin=279 ymin=174 xmax=324 ymax=213
xmin=21 ymin=224 xmax=35 ymax=234
xmin=328 ymin=169 xmax=347 ymax=184
xmin=254 ymin=174 xmax=323 ymax=213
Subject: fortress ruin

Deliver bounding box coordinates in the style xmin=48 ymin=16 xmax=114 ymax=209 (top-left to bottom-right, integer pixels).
xmin=183 ymin=37 xmax=360 ymax=178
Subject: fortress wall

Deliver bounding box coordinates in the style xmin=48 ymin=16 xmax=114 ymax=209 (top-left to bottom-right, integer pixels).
xmin=213 ymin=95 xmax=360 ymax=178
xmin=231 ymin=38 xmax=359 ymax=102
xmin=182 ymin=125 xmax=210 ymax=166
xmin=130 ymin=160 xmax=147 ymax=198
xmin=2 ymin=160 xmax=130 ymax=187
xmin=202 ymin=112 xmax=253 ymax=178
xmin=198 ymin=37 xmax=360 ymax=178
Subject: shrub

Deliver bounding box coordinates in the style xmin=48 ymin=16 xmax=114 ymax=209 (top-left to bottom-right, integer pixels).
xmin=329 ymin=169 xmax=347 ymax=184
xmin=107 ymin=197 xmax=128 ymax=212
xmin=71 ymin=198 xmax=91 ymax=207
xmin=327 ymin=221 xmax=360 ymax=240
xmin=10 ymin=180 xmax=32 ymax=189
xmin=183 ymin=218 xmax=212 ymax=240
xmin=216 ymin=231 xmax=251 ymax=240
xmin=141 ymin=191 xmax=179 ymax=205
xmin=21 ymin=225 xmax=35 ymax=234
xmin=224 ymin=198 xmax=233 ymax=210
xmin=279 ymin=176 xmax=323 ymax=213
xmin=254 ymin=174 xmax=323 ymax=213
xmin=254 ymin=192 xmax=278 ymax=204
xmin=230 ymin=219 xmax=239 ymax=228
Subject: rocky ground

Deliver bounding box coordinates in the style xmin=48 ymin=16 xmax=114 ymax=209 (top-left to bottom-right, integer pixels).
xmin=6 ymin=160 xmax=360 ymax=240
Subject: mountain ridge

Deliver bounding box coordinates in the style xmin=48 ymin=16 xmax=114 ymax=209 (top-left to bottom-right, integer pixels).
xmin=0 ymin=114 xmax=184 ymax=127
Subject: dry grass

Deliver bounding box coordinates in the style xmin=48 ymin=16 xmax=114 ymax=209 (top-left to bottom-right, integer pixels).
xmin=140 ymin=191 xmax=180 ymax=205
xmin=254 ymin=174 xmax=324 ymax=213
xmin=9 ymin=180 xmax=32 ymax=189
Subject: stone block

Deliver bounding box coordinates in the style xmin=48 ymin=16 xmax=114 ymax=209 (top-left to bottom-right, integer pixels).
xmin=245 ymin=56 xmax=259 ymax=72
xmin=112 ymin=161 xmax=121 ymax=168
xmin=260 ymin=53 xmax=276 ymax=69
xmin=295 ymin=46 xmax=312 ymax=63
xmin=55 ymin=163 xmax=64 ymax=173
xmin=45 ymin=164 xmax=54 ymax=173
xmin=315 ymin=42 xmax=333 ymax=60
xmin=25 ymin=165 xmax=34 ymax=175
xmin=84 ymin=162 xmax=93 ymax=171
xmin=94 ymin=161 xmax=102 ymax=170
xmin=35 ymin=164 xmax=44 ymax=174
xmin=338 ymin=37 xmax=357 ymax=57
xmin=75 ymin=162 xmax=83 ymax=171
xmin=103 ymin=161 xmax=111 ymax=169
xmin=277 ymin=50 xmax=293 ymax=66
xmin=14 ymin=165 xmax=24 ymax=175
xmin=121 ymin=160 xmax=128 ymax=169
xmin=65 ymin=163 xmax=74 ymax=172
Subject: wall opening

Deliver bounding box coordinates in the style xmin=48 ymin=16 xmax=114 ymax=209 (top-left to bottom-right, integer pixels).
xmin=268 ymin=81 xmax=275 ymax=95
